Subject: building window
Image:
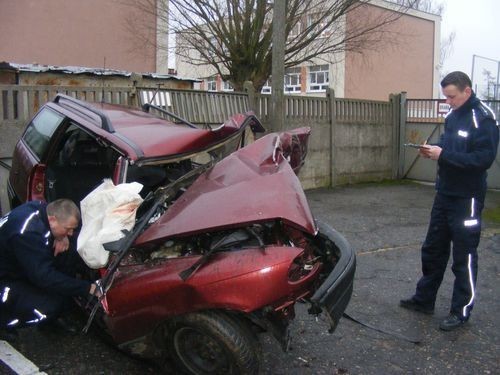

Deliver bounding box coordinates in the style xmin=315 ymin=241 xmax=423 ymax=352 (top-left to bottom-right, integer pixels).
xmin=307 ymin=13 xmax=331 ymax=38
xmin=207 ymin=36 xmax=218 ymax=58
xmin=308 ymin=65 xmax=329 ymax=92
xmin=222 ymin=80 xmax=234 ymax=92
xmin=206 ymin=77 xmax=217 ymax=91
xmin=287 ymin=21 xmax=301 ymax=41
xmin=261 ymin=78 xmax=271 ymax=94
xmin=285 ymin=68 xmax=301 ymax=93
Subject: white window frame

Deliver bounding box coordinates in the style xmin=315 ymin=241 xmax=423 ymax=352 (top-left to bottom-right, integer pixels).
xmin=307 ymin=13 xmax=331 ymax=38
xmin=207 ymin=36 xmax=218 ymax=58
xmin=287 ymin=20 xmax=302 ymax=40
xmin=284 ymin=68 xmax=301 ymax=93
xmin=206 ymin=77 xmax=217 ymax=92
xmin=261 ymin=78 xmax=272 ymax=94
xmin=308 ymin=64 xmax=329 ymax=92
xmin=222 ymin=80 xmax=234 ymax=92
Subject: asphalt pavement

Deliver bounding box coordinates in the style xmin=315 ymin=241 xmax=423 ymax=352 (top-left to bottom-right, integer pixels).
xmin=1 ymin=181 xmax=499 ymax=374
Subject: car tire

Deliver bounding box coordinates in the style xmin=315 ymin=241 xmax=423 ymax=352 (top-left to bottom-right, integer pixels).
xmin=165 ymin=311 xmax=261 ymax=375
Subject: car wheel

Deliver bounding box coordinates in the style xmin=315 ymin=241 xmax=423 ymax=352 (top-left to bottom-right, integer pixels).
xmin=165 ymin=311 xmax=261 ymax=375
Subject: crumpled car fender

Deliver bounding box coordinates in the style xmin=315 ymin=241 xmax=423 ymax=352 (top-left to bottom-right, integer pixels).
xmin=136 ymin=127 xmax=315 ymax=244
xmin=102 ymin=245 xmax=319 ymax=344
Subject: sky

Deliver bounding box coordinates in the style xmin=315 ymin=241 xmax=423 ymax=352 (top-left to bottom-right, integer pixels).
xmin=440 ymin=0 xmax=500 ymax=94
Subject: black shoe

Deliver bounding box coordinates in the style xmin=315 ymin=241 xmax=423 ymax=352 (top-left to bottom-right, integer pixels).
xmin=38 ymin=317 xmax=79 ymax=335
xmin=399 ymin=297 xmax=434 ymax=315
xmin=439 ymin=314 xmax=468 ymax=331
xmin=0 ymin=327 xmax=19 ymax=343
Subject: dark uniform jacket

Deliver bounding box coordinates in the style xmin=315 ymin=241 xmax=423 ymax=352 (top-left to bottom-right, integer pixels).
xmin=437 ymin=92 xmax=499 ymax=198
xmin=0 ymin=201 xmax=90 ymax=296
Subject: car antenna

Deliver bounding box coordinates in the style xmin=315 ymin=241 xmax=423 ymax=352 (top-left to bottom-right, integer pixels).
xmin=149 ymin=83 xmax=164 ymax=105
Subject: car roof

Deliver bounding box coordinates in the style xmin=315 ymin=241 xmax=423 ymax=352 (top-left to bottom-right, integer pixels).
xmin=52 ymin=95 xmax=232 ymax=161
xmin=101 ymin=103 xmax=224 ymax=159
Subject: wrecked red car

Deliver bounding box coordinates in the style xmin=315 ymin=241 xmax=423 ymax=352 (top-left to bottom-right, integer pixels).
xmin=8 ymin=94 xmax=355 ymax=374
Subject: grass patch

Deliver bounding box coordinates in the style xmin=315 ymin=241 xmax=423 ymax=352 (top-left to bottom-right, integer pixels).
xmin=484 ymin=190 xmax=500 ymax=224
xmin=483 ymin=207 xmax=500 ymax=224
xmin=313 ymin=178 xmax=431 ymax=192
xmin=344 ymin=178 xmax=424 ymax=188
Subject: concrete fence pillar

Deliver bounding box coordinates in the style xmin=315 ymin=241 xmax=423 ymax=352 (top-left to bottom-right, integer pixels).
xmin=129 ymin=73 xmax=143 ymax=108
xmin=398 ymin=92 xmax=407 ymax=179
xmin=327 ymin=87 xmax=336 ymax=187
xmin=390 ymin=93 xmax=400 ymax=179
xmin=389 ymin=92 xmax=407 ymax=179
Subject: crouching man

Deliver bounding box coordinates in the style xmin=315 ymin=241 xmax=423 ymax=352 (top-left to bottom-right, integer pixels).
xmin=0 ymin=199 xmax=101 ymax=341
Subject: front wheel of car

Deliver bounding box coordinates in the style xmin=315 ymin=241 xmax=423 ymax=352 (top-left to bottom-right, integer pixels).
xmin=164 ymin=311 xmax=261 ymax=375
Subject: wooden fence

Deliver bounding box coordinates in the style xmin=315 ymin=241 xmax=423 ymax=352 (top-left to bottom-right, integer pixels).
xmin=406 ymin=98 xmax=500 ymax=122
xmin=1 ymin=84 xmax=134 ymax=122
xmin=138 ymin=88 xmax=249 ymax=125
xmin=1 ymin=83 xmax=397 ymax=129
xmin=0 ymin=83 xmax=399 ymax=191
xmin=255 ymin=94 xmax=330 ymax=122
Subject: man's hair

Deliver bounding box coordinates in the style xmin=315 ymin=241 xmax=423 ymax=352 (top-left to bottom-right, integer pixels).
xmin=46 ymin=199 xmax=80 ymax=223
xmin=440 ymin=71 xmax=472 ymax=91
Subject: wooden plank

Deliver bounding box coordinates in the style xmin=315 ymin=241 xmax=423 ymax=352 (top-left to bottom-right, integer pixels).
xmin=6 ymin=89 xmax=15 ymax=120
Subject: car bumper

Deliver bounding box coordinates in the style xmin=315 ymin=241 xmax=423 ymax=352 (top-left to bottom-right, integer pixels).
xmin=310 ymin=221 xmax=356 ymax=332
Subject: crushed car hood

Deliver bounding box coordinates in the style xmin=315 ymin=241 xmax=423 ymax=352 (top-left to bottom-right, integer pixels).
xmin=136 ymin=128 xmax=315 ymax=244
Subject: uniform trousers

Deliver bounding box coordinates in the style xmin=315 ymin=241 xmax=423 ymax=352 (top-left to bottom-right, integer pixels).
xmin=414 ymin=193 xmax=483 ymax=319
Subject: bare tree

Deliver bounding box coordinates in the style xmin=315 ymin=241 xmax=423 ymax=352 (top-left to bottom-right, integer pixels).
xmin=438 ymin=30 xmax=455 ymax=72
xmin=393 ymin=0 xmax=444 ymax=15
xmin=481 ymin=69 xmax=496 ymax=100
xmin=123 ymin=0 xmax=421 ymax=91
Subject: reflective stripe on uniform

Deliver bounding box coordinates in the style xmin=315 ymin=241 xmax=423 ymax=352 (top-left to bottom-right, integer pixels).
xmin=1 ymin=286 xmax=10 ymax=303
xmin=462 ymin=253 xmax=475 ymax=318
xmin=464 ymin=198 xmax=477 ymax=226
xmin=0 ymin=215 xmax=9 ymax=228
xmin=472 ymin=109 xmax=479 ymax=128
xmin=20 ymin=211 xmax=40 ymax=234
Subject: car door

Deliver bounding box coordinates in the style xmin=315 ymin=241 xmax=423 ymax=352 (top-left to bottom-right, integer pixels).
xmin=9 ymin=107 xmax=66 ymax=205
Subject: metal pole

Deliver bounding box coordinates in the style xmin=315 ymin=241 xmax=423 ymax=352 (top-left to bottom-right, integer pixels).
xmin=470 ymin=54 xmax=500 ymax=98
xmin=471 ymin=54 xmax=476 ymax=86
xmin=496 ymin=61 xmax=500 ymax=100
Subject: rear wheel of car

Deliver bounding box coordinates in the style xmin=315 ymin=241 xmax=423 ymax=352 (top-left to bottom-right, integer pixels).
xmin=164 ymin=311 xmax=261 ymax=375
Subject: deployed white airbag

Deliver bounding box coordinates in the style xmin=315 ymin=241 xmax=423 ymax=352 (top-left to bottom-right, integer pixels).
xmin=77 ymin=179 xmax=143 ymax=268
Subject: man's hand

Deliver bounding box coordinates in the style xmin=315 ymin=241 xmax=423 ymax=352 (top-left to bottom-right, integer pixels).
xmin=53 ymin=236 xmax=70 ymax=256
xmin=89 ymin=282 xmax=103 ymax=298
xmin=419 ymin=145 xmax=442 ymax=161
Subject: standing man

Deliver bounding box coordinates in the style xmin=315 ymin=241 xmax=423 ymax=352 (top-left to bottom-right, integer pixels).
xmin=0 ymin=199 xmax=101 ymax=341
xmin=400 ymin=71 xmax=499 ymax=331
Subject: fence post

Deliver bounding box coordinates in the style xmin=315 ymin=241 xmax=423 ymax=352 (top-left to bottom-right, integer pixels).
xmin=129 ymin=73 xmax=142 ymax=107
xmin=393 ymin=92 xmax=407 ymax=179
xmin=390 ymin=93 xmax=399 ymax=179
xmin=327 ymin=87 xmax=336 ymax=187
